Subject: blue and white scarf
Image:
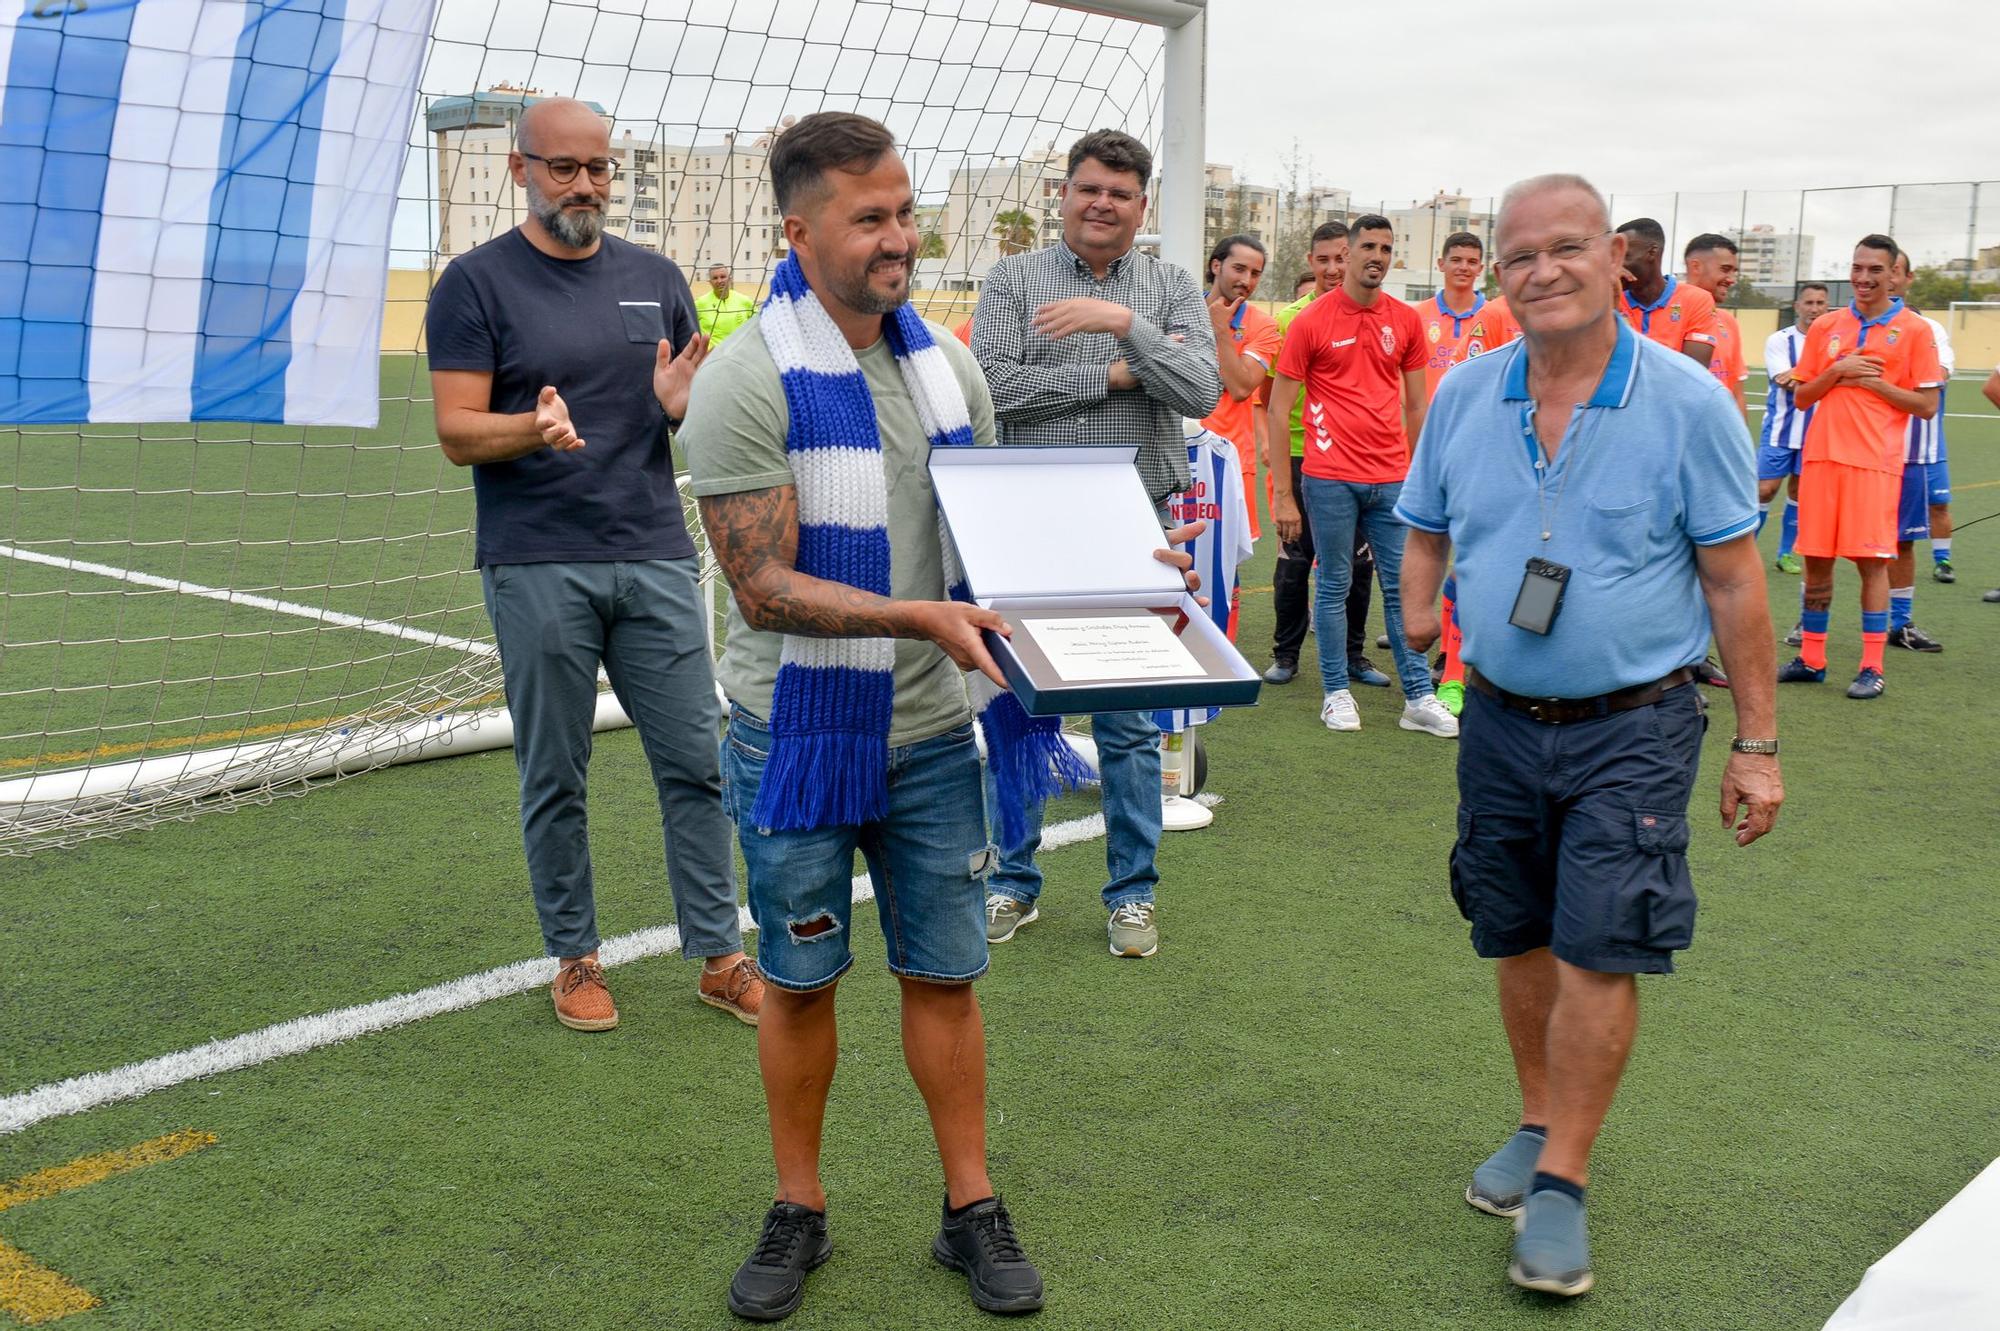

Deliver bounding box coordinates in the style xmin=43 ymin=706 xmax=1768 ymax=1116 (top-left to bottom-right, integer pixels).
xmin=752 ymin=254 xmax=1091 ymax=841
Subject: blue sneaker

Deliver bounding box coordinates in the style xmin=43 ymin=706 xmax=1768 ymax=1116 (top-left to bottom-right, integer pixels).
xmin=1348 ymin=655 xmax=1392 ymax=687
xmin=1510 ymin=1189 xmax=1593 ymax=1297
xmin=1777 ymin=656 xmax=1825 ymax=684
xmin=1846 ymin=667 xmax=1885 ymax=700
xmin=1466 ymin=1127 xmax=1544 ymax=1217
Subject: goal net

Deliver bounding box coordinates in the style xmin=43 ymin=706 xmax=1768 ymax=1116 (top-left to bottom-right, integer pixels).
xmin=0 ymin=0 xmax=1170 ymax=855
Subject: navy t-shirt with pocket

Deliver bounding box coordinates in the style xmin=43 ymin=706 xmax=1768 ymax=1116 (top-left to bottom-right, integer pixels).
xmin=426 ymin=229 xmax=701 ymax=567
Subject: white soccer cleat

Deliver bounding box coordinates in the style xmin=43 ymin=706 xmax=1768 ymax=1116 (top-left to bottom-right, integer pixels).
xmin=1320 ymin=689 xmax=1361 ymax=732
xmin=1400 ymin=693 xmax=1460 ymax=739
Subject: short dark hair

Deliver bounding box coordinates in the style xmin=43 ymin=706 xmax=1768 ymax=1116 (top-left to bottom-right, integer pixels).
xmin=1441 ymin=231 xmax=1482 ymax=258
xmin=1293 ymin=271 xmax=1314 ymax=289
xmin=1066 ymin=129 xmax=1151 ymax=186
xmin=1616 ymin=217 xmax=1666 ymax=249
xmin=1684 ymin=232 xmax=1737 ymax=260
xmin=769 ymin=111 xmax=897 ymax=215
xmin=1855 ymin=233 xmax=1900 ymax=264
xmin=1309 ymin=220 xmax=1349 ymax=246
xmin=1207 ymin=233 xmax=1266 ymax=273
xmin=1798 ymin=281 xmax=1830 ymax=296
xmin=1349 ymin=213 xmax=1393 ymax=241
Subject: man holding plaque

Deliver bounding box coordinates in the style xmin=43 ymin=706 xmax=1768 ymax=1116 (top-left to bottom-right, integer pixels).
xmin=971 ymin=129 xmax=1223 ymax=960
xmin=1398 ymin=173 xmax=1784 ymax=1298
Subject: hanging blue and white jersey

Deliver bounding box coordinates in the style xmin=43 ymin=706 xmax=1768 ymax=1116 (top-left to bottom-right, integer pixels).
xmin=1905 ymin=314 xmax=1954 ymax=465
xmin=0 ymin=1 xmax=433 ymax=427
xmin=1760 ymin=325 xmax=1815 ymax=451
xmin=1154 ymin=422 xmax=1255 ymax=734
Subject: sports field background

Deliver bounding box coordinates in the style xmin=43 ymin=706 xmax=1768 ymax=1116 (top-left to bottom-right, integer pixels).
xmin=1 ymin=373 xmax=1997 ymax=1328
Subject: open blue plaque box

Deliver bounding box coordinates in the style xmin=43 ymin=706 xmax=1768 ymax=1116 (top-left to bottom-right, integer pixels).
xmin=929 ymin=445 xmax=1262 ymax=717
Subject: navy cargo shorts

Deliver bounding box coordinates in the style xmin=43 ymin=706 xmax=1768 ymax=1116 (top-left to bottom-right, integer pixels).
xmin=1449 ymin=682 xmax=1707 ymax=974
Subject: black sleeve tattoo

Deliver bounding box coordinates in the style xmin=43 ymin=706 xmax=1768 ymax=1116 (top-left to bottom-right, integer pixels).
xmin=697 ymin=485 xmax=919 ymax=639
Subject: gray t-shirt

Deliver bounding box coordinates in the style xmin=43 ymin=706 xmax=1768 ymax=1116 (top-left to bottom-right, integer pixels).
xmin=681 ymin=313 xmax=996 ymax=745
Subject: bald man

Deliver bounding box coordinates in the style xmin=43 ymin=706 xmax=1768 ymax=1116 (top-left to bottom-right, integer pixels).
xmin=426 ymin=98 xmax=765 ymax=1030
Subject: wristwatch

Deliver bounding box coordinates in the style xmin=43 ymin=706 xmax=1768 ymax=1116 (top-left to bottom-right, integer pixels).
xmin=1729 ymin=737 xmax=1779 ymax=755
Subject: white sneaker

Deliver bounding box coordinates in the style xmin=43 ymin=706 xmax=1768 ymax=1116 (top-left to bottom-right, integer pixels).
xmin=1400 ymin=693 xmax=1460 ymax=738
xmin=1320 ymin=689 xmax=1361 ymax=731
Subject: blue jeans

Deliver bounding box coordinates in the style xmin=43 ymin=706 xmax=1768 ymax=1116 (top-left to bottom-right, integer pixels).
xmin=986 ymin=709 xmax=1161 ymax=910
xmin=722 ymin=709 xmax=992 ymax=992
xmin=482 ymin=558 xmax=743 ymax=960
xmin=1299 ymin=476 xmax=1431 ymax=699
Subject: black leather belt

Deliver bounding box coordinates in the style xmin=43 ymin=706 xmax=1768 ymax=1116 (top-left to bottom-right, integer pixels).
xmin=1465 ymin=666 xmax=1696 ymax=725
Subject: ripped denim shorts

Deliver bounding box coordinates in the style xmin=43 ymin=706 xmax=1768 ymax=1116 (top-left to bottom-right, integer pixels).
xmin=721 ymin=707 xmax=994 ymax=991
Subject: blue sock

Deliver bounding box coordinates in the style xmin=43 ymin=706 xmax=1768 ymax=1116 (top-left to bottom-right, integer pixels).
xmin=1861 ymin=610 xmax=1889 ymax=635
xmin=1801 ymin=608 xmax=1830 ymax=635
xmin=1778 ymin=500 xmax=1799 ymax=556
xmin=1756 ymin=502 xmax=1770 ymax=535
xmin=1531 ymin=1171 xmax=1586 ymax=1204
xmin=1888 ymin=589 xmax=1913 ymax=632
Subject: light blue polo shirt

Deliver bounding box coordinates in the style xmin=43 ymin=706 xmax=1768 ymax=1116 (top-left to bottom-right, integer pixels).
xmin=1395 ymin=319 xmax=1756 ymax=699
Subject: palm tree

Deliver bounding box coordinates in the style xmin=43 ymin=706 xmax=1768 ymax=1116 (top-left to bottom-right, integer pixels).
xmin=991 ymin=209 xmax=1038 ymax=256
xmin=918 ymin=230 xmax=947 ymax=259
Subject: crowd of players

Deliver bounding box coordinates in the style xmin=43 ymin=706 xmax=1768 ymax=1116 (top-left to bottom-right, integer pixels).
xmin=1180 ymin=218 xmax=1996 ymax=710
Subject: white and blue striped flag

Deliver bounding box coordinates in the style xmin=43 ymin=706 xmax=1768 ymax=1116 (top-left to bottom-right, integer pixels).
xmin=0 ymin=0 xmax=432 ymax=427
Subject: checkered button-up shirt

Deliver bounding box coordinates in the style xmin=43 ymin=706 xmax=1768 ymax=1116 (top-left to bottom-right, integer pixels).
xmin=972 ymin=242 xmax=1223 ymax=503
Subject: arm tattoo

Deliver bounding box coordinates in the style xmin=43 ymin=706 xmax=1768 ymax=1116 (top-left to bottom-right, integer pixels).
xmin=697 ymin=486 xmax=915 ymax=639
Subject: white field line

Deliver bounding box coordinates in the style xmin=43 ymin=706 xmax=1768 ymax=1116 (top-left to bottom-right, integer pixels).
xmin=0 ymin=542 xmax=494 ymax=657
xmin=0 ymin=807 xmax=1147 ymax=1136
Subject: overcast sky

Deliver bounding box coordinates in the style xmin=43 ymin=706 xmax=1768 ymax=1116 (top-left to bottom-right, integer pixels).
xmin=1206 ymin=0 xmax=1992 ymax=203
xmin=397 ymin=0 xmax=1999 ymax=272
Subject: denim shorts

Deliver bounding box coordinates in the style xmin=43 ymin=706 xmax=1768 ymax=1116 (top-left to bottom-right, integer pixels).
xmin=1448 ymin=682 xmax=1706 ymax=974
xmin=720 ymin=709 xmax=993 ymax=992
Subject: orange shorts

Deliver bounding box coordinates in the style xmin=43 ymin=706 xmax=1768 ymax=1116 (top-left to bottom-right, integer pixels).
xmin=1796 ymin=460 xmax=1897 ymax=561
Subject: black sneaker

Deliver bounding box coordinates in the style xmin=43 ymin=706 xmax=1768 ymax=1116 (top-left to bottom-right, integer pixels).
xmin=1692 ymin=656 xmax=1730 ymax=689
xmin=1932 ymin=559 xmax=1955 ymax=584
xmin=1783 ymin=622 xmax=1804 ymax=648
xmin=1886 ymin=624 xmax=1943 ymax=653
xmin=729 ymin=1202 xmax=832 ymax=1322
xmin=932 ymin=1195 xmax=1044 ymax=1315
xmin=1261 ymin=659 xmax=1298 ymax=685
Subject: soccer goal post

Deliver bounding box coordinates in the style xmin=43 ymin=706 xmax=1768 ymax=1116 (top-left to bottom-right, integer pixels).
xmin=1 ymin=0 xmax=1204 ymax=855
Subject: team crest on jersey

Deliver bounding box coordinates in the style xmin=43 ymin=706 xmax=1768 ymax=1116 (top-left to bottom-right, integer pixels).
xmin=1427 ymin=323 xmax=1441 ymax=344
xmin=1669 ymin=306 xmax=1683 ymax=322
xmin=1380 ymin=326 xmax=1396 ymax=354
xmin=1467 ymin=339 xmax=1486 ymax=357
xmin=1828 ymin=335 xmax=1842 ymax=357
xmin=1470 ymin=321 xmax=1486 ymax=338
xmin=1886 ymin=328 xmax=1901 ymax=345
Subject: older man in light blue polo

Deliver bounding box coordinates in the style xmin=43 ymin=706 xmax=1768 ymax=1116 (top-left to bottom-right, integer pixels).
xmin=1397 ymin=173 xmax=1785 ymax=1299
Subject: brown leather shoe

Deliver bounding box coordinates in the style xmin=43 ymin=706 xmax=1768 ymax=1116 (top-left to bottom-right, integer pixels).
xmin=699 ymin=955 xmax=765 ymax=1026
xmin=552 ymin=956 xmax=618 ymax=1032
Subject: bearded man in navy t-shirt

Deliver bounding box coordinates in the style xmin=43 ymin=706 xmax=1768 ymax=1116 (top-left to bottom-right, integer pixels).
xmin=426 ymin=97 xmax=763 ymax=1031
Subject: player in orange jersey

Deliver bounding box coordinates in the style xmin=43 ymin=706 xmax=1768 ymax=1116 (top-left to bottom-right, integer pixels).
xmin=1413 ymin=231 xmax=1518 ymax=401
xmin=1780 ymin=235 xmax=1943 ymax=700
xmin=1614 ymin=217 xmax=1716 ymax=367
xmin=1200 ymin=233 xmax=1281 ymax=538
xmin=1684 ymin=233 xmax=1748 ymax=416
xmin=1408 ymin=231 xmax=1519 ymax=713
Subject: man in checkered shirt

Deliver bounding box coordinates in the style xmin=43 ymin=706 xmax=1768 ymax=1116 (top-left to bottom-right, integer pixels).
xmin=970 ymin=128 xmax=1221 ymax=963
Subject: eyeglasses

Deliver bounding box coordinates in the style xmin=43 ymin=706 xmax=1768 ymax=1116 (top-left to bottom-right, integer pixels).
xmin=1496 ymin=231 xmax=1611 ymax=275
xmin=1068 ymin=182 xmax=1143 ymax=206
xmin=520 ymin=152 xmax=617 ymax=184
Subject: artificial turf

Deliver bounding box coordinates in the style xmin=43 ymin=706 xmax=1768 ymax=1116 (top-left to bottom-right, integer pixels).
xmin=0 ymin=376 xmax=1996 ymax=1329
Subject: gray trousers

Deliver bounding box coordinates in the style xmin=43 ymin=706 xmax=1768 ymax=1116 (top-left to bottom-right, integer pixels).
xmin=481 ymin=557 xmax=742 ymax=961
